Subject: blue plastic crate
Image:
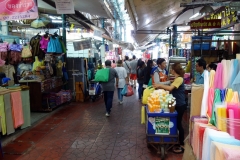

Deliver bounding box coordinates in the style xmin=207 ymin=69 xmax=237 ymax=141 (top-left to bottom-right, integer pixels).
xmin=146 ymin=107 xmax=178 ymax=143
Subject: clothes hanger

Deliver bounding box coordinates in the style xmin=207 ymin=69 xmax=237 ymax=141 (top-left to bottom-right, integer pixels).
xmin=44 ymin=30 xmax=49 ymax=38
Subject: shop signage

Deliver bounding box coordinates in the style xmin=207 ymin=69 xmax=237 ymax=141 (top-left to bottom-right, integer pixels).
xmin=73 ymin=40 xmax=92 ymax=51
xmin=204 ymin=6 xmax=238 ymax=28
xmin=55 ymin=0 xmax=75 ymax=14
xmin=0 ymin=0 xmax=38 ymax=21
xmin=190 ymin=19 xmax=221 ymax=29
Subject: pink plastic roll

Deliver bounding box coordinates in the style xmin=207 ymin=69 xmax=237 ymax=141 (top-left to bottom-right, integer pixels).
xmin=228 ymin=109 xmax=235 ymax=137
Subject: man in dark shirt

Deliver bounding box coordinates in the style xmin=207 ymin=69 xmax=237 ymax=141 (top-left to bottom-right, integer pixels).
xmin=101 ymin=60 xmax=119 ymax=117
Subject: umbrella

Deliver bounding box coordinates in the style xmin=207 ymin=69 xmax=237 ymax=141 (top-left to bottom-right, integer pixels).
xmin=31 ymin=18 xmax=50 ymax=28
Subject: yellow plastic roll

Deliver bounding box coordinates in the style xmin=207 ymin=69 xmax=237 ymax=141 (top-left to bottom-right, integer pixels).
xmin=141 ymin=106 xmax=146 ymax=124
xmin=221 ymin=108 xmax=227 ymax=132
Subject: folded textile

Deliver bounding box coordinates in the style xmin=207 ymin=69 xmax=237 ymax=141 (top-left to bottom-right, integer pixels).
xmin=11 ymin=91 xmax=24 ymax=128
xmin=202 ymin=128 xmax=240 ymax=160
xmin=212 ymin=142 xmax=240 ymax=160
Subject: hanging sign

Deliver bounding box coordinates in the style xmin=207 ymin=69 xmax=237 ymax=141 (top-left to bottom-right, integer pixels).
xmin=55 ymin=0 xmax=75 ymax=14
xmin=73 ymin=40 xmax=92 ymax=51
xmin=0 ymin=0 xmax=38 ymax=21
xmin=204 ymin=6 xmax=238 ymax=28
xmin=190 ymin=19 xmax=221 ymax=29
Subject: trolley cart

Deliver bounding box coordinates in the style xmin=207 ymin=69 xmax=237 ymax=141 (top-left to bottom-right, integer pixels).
xmin=145 ymin=106 xmax=178 ymax=159
xmin=89 ymin=80 xmax=103 ymax=102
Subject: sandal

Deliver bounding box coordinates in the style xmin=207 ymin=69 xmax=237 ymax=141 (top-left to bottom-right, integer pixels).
xmin=172 ymin=145 xmax=184 ymax=154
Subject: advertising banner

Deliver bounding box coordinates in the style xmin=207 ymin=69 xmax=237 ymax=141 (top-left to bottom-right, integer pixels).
xmin=0 ymin=0 xmax=38 ymax=21
xmin=190 ymin=19 xmax=221 ymax=29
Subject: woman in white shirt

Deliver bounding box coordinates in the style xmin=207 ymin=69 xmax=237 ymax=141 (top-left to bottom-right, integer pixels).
xmin=115 ymin=60 xmax=128 ymax=104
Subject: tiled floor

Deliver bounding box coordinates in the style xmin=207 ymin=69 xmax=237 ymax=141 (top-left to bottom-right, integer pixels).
xmin=1 ymin=89 xmax=189 ymax=160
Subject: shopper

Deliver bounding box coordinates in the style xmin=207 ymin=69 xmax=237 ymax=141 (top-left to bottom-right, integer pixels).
xmin=207 ymin=63 xmax=217 ymax=72
xmin=130 ymin=55 xmax=138 ymax=88
xmin=101 ymin=60 xmax=119 ymax=117
xmin=195 ymin=58 xmax=206 ymax=84
xmin=137 ymin=61 xmax=145 ymax=100
xmin=152 ymin=63 xmax=186 ymax=154
xmin=111 ymin=60 xmax=116 ymax=68
xmin=143 ymin=60 xmax=153 ymax=88
xmin=114 ymin=60 xmax=128 ymax=104
xmin=123 ymin=56 xmax=131 ymax=82
xmin=152 ymin=58 xmax=170 ymax=85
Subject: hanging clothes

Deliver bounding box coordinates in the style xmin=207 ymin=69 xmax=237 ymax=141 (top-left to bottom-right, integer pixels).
xmin=9 ymin=43 xmax=22 ymax=64
xmin=4 ymin=93 xmax=15 ymax=135
xmin=21 ymin=44 xmax=32 ymax=58
xmin=0 ymin=64 xmax=15 ymax=86
xmin=0 ymin=42 xmax=9 ymax=61
xmin=30 ymin=38 xmax=45 ymax=60
xmin=40 ymin=36 xmax=49 ymax=53
xmin=11 ymin=91 xmax=24 ymax=128
xmin=47 ymin=36 xmax=63 ymax=53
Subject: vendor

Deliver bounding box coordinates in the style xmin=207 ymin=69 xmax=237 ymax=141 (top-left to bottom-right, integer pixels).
xmin=153 ymin=62 xmax=186 ymax=154
xmin=152 ymin=58 xmax=170 ymax=85
xmin=195 ymin=58 xmax=206 ymax=84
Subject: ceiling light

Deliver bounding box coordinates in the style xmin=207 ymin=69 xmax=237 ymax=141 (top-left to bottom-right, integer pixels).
xmin=189 ymin=13 xmax=201 ymax=19
xmin=49 ymin=16 xmax=56 ymax=19
xmin=52 ymin=20 xmax=62 ymax=23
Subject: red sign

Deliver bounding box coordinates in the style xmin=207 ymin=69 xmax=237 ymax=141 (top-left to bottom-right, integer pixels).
xmin=0 ymin=0 xmax=38 ymax=21
xmin=6 ymin=0 xmax=35 ymax=13
xmin=190 ymin=19 xmax=221 ymax=29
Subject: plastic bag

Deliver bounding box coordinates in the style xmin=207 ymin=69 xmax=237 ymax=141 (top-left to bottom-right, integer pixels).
xmin=142 ymin=86 xmax=155 ymax=104
xmin=126 ymin=85 xmax=134 ymax=97
xmin=94 ymin=68 xmax=109 ymax=82
xmin=121 ymin=85 xmax=128 ymax=96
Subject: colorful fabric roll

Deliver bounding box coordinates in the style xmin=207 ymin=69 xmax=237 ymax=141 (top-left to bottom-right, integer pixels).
xmin=11 ymin=91 xmax=24 ymax=128
xmin=0 ymin=95 xmax=6 ymax=135
xmin=225 ymin=89 xmax=234 ymax=103
xmin=214 ymin=63 xmax=223 ymax=89
xmin=223 ymin=147 xmax=240 ymax=160
xmin=230 ymin=59 xmax=239 ymax=88
xmin=222 ymin=60 xmax=230 ymax=88
xmin=201 ymin=70 xmax=209 ymax=117
xmin=232 ymin=71 xmax=240 ymax=92
xmin=3 ymin=93 xmax=15 ymax=135
xmin=209 ymin=70 xmax=215 ymax=88
xmin=210 ymin=89 xmax=221 ymax=126
xmin=207 ymin=88 xmax=215 ymax=119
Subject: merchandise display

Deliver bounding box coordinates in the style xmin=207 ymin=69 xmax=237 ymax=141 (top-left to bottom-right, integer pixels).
xmin=186 ymin=58 xmax=240 ymax=160
xmin=147 ymin=89 xmax=176 ymax=113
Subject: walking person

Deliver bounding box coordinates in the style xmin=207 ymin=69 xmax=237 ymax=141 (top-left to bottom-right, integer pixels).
xmin=153 ymin=63 xmax=186 ymax=153
xmin=114 ymin=60 xmax=128 ymax=104
xmin=143 ymin=60 xmax=153 ymax=88
xmin=123 ymin=56 xmax=131 ymax=82
xmin=137 ymin=61 xmax=145 ymax=100
xmin=101 ymin=60 xmax=119 ymax=117
xmin=130 ymin=55 xmax=138 ymax=88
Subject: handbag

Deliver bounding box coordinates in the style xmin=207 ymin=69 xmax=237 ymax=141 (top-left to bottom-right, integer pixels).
xmin=94 ymin=68 xmax=109 ymax=82
xmin=142 ymin=86 xmax=155 ymax=104
xmin=21 ymin=45 xmax=32 ymax=58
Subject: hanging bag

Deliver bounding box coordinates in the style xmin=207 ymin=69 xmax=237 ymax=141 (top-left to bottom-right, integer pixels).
xmin=142 ymin=86 xmax=155 ymax=104
xmin=94 ymin=68 xmax=109 ymax=82
xmin=126 ymin=85 xmax=134 ymax=97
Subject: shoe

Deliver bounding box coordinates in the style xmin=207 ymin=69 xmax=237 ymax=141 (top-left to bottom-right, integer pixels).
xmin=119 ymin=101 xmax=123 ymax=104
xmin=105 ymin=113 xmax=110 ymax=117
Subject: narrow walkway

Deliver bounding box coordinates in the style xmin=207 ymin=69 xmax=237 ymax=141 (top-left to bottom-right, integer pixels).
xmin=2 ymin=89 xmax=188 ymax=160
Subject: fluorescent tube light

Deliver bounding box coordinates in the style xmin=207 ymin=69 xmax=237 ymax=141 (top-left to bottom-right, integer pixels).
xmin=52 ymin=20 xmax=62 ymax=23
xmin=49 ymin=16 xmax=56 ymax=19
xmin=189 ymin=13 xmax=200 ymax=19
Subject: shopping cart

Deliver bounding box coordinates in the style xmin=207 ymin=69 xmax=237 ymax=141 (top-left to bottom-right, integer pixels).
xmin=89 ymin=80 xmax=103 ymax=102
xmin=145 ymin=106 xmax=179 ymax=159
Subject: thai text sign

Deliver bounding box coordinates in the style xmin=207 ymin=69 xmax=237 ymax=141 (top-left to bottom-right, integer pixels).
xmin=0 ymin=0 xmax=38 ymax=21
xmin=190 ymin=19 xmax=221 ymax=29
